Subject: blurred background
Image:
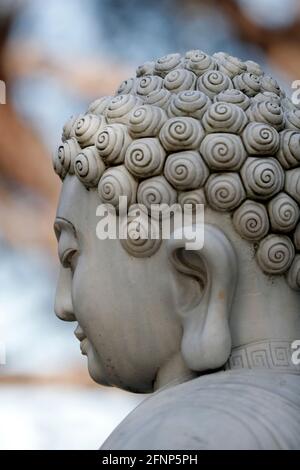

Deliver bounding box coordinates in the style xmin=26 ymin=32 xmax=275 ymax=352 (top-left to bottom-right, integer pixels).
xmin=0 ymin=0 xmax=299 ymax=450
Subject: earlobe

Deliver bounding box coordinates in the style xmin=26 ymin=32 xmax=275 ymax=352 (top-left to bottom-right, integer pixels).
xmin=167 ymin=224 xmax=238 ymax=372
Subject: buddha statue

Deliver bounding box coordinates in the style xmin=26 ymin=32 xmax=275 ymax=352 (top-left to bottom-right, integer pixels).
xmin=53 ymin=50 xmax=300 ymax=449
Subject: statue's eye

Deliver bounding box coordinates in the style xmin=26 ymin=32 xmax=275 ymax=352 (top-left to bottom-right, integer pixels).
xmin=61 ymin=248 xmax=78 ymax=270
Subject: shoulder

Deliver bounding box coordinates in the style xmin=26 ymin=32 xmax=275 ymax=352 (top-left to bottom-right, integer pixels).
xmin=101 ymin=370 xmax=300 ymax=450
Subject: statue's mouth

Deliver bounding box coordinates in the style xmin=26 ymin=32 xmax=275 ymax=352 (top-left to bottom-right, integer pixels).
xmin=79 ymin=338 xmax=88 ymax=356
xmin=74 ymin=323 xmax=86 ymax=340
xmin=74 ymin=324 xmax=88 ymax=355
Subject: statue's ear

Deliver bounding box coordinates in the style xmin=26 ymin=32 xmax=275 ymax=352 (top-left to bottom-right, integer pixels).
xmin=166 ymin=224 xmax=238 ymax=372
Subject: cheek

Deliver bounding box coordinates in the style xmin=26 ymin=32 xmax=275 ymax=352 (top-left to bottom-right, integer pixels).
xmin=71 ymin=258 xmax=124 ymax=386
xmin=71 ymin=257 xmax=110 ymax=340
xmin=71 ymin=255 xmax=131 ymax=364
xmin=70 ymin=248 xmax=183 ymax=391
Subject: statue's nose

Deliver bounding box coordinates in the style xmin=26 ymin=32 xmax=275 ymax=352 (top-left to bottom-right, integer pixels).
xmin=54 ymin=267 xmax=76 ymax=322
xmin=54 ymin=299 xmax=75 ymax=322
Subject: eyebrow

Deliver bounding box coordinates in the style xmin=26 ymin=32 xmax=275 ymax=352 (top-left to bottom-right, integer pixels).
xmin=54 ymin=217 xmax=77 ymax=240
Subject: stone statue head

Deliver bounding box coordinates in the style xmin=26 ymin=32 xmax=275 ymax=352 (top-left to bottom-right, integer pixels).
xmin=53 ymin=51 xmax=300 ymax=393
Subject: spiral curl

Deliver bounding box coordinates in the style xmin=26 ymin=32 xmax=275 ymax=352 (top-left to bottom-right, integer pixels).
xmin=137 ymin=176 xmax=177 ymax=214
xmin=74 ymin=146 xmax=105 ymax=187
xmin=276 ymin=130 xmax=300 ymax=169
xmin=136 ymin=61 xmax=155 ymax=77
xmin=96 ymin=123 xmax=132 ymax=165
xmin=105 ymin=94 xmax=143 ymax=125
xmin=143 ymin=89 xmax=172 ymax=110
xmin=242 ymin=122 xmax=280 ymax=155
xmin=129 ymin=105 xmax=167 ymax=138
xmin=260 ymin=75 xmax=281 ymax=96
xmin=241 ymin=157 xmax=284 ymax=200
xmin=212 ymin=52 xmax=229 ymax=61
xmin=178 ymin=188 xmax=206 ymax=208
xmin=205 ymin=173 xmax=246 ymax=211
xmin=283 ymin=97 xmax=297 ymax=112
xmin=54 ymin=138 xmax=81 ymax=178
xmin=214 ymin=89 xmax=250 ymax=110
xmin=202 ymin=102 xmax=248 ymax=134
xmin=233 ymin=200 xmax=270 ymax=241
xmin=233 ymin=73 xmax=261 ymax=97
xmin=136 ymin=75 xmax=163 ymax=96
xmin=87 ymin=97 xmax=112 ymax=116
xmin=74 ymin=114 xmax=106 ymax=147
xmin=164 ymin=69 xmax=196 ymax=94
xmin=247 ymin=100 xmax=284 ymax=131
xmin=154 ymin=53 xmax=183 ymax=77
xmin=164 ymin=151 xmax=209 ymax=190
xmin=125 ymin=138 xmax=166 ymax=178
xmin=268 ymin=192 xmax=300 ymax=233
xmin=184 ymin=50 xmax=217 ymax=76
xmin=256 ymin=234 xmax=295 ymax=274
xmin=216 ymin=55 xmax=247 ymax=79
xmin=253 ymin=92 xmax=281 ymax=105
xmin=62 ymin=115 xmax=78 ymax=142
xmin=244 ymin=60 xmax=263 ymax=76
xmin=98 ymin=165 xmax=137 ymax=210
xmin=159 ymin=117 xmax=205 ymax=151
xmin=167 ymin=91 xmax=211 ymax=119
xmin=120 ymin=214 xmax=162 ymax=258
xmin=200 ymin=133 xmax=246 ymax=171
xmin=116 ymin=77 xmax=136 ymax=95
xmin=285 ymin=109 xmax=300 ymax=131
xmin=197 ymin=70 xmax=233 ymax=99
xmin=285 ymin=168 xmax=300 ymax=204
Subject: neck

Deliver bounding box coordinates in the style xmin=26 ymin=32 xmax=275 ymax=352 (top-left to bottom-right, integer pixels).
xmin=154 ymin=352 xmax=197 ymax=391
xmin=230 ymin=262 xmax=300 ymax=348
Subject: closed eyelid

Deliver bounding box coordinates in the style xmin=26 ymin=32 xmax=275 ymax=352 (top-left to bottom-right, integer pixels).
xmin=54 ymin=217 xmax=76 ymax=240
xmin=58 ymin=234 xmax=79 ymax=268
xmin=55 ymin=219 xmax=79 ymax=266
xmin=60 ymin=248 xmax=77 ymax=268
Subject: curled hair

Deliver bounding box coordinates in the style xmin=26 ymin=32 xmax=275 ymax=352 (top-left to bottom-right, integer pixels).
xmin=54 ymin=49 xmax=300 ymax=289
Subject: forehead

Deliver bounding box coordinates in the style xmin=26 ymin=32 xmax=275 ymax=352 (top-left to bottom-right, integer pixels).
xmin=56 ymin=175 xmax=96 ymax=228
xmin=55 ymin=174 xmax=130 ymax=265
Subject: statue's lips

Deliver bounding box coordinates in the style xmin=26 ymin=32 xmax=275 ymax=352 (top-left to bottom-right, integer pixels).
xmin=79 ymin=338 xmax=88 ymax=356
xmin=74 ymin=324 xmax=88 ymax=355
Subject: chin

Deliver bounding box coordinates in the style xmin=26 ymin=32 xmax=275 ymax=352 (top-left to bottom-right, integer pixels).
xmin=87 ymin=348 xmax=110 ymax=386
xmin=86 ymin=345 xmax=153 ymax=393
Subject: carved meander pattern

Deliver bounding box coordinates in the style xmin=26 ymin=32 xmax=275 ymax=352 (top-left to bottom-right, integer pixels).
xmin=226 ymin=340 xmax=300 ymax=373
xmin=53 ymin=50 xmax=300 ymax=290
